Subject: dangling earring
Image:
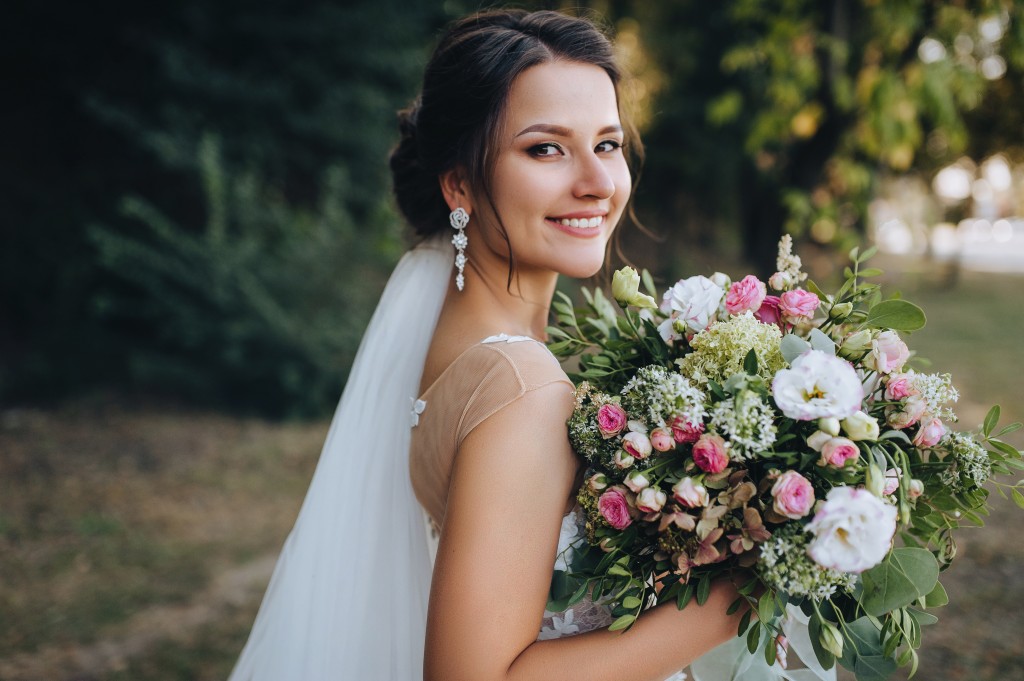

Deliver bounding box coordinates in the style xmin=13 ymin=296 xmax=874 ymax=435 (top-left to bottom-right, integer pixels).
xmin=450 ymin=207 xmax=469 ymax=291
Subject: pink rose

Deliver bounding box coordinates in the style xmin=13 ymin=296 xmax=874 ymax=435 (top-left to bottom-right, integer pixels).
xmin=587 ymin=473 xmax=608 ymax=492
xmin=769 ymin=271 xmax=791 ymax=291
xmin=622 ymin=431 xmax=653 ymax=460
xmin=884 ymin=374 xmax=918 ymax=401
xmin=820 ymin=437 xmax=860 ymax=467
xmin=692 ymin=433 xmax=729 ymax=473
xmin=886 ymin=395 xmax=927 ymax=430
xmin=650 ymin=427 xmax=674 ymax=452
xmin=725 ymin=275 xmax=768 ymax=315
xmin=778 ymin=289 xmax=820 ymax=324
xmin=636 ymin=487 xmax=667 ymax=513
xmin=613 ymin=449 xmax=635 ymax=469
xmin=755 ymin=295 xmax=783 ymax=326
xmin=598 ymin=487 xmax=633 ymax=530
xmin=913 ymin=418 xmax=945 ymax=448
xmin=671 ymin=416 xmax=704 ymax=444
xmin=867 ymin=330 xmax=910 ymax=375
xmin=771 ymin=470 xmax=815 ymax=519
xmin=596 ymin=403 xmax=628 ymax=438
xmin=671 ymin=477 xmax=709 ymax=508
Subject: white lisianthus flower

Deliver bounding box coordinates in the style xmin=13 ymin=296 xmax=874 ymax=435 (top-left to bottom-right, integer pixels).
xmin=662 ymin=275 xmax=726 ymax=334
xmin=805 ymin=486 xmax=897 ymax=573
xmin=771 ymin=350 xmax=863 ymax=421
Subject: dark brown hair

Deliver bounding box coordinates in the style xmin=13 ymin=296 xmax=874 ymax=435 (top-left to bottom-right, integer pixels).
xmin=389 ymin=9 xmax=643 ymax=262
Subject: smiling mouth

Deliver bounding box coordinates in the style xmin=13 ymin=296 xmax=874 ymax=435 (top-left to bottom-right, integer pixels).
xmin=550 ymin=216 xmax=604 ymax=228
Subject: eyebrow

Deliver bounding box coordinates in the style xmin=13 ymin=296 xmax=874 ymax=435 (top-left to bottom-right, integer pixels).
xmin=514 ymin=123 xmax=623 ymax=138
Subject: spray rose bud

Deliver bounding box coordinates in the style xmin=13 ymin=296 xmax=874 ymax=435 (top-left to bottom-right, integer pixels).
xmin=884 ymin=374 xmax=918 ymax=401
xmin=596 ymin=403 xmax=628 ymax=438
xmin=838 ymin=329 xmax=874 ymax=360
xmin=818 ymin=417 xmax=841 ymax=436
xmin=650 ymin=427 xmax=674 ymax=452
xmin=913 ymin=418 xmax=946 ymax=448
xmin=807 ymin=430 xmax=833 ymax=452
xmin=865 ymin=463 xmax=886 ymax=497
xmin=623 ymin=431 xmax=653 ymax=460
xmin=672 ymin=477 xmax=710 ymax=508
xmin=769 ymin=271 xmax=791 ymax=291
xmin=820 ymin=437 xmax=860 ymax=467
xmin=819 ymin=620 xmax=844 ymax=657
xmin=829 ymin=302 xmax=854 ymax=319
xmin=624 ymin=469 xmax=651 ymax=493
xmin=692 ymin=433 xmax=730 ymax=473
xmin=598 ymin=487 xmax=633 ymax=530
xmin=710 ymin=272 xmax=732 ymax=290
xmin=908 ymin=479 xmax=924 ymax=500
xmin=671 ymin=417 xmax=704 ymax=444
xmin=611 ymin=267 xmax=641 ymax=305
xmin=842 ymin=411 xmax=879 ymax=441
xmin=588 ymin=473 xmax=609 ymax=492
xmin=611 ymin=267 xmax=657 ymax=309
xmin=771 ymin=470 xmax=816 ymax=519
xmin=779 ymin=289 xmax=821 ymax=324
xmin=636 ymin=487 xmax=667 ymax=513
xmin=613 ymin=449 xmax=635 ymax=469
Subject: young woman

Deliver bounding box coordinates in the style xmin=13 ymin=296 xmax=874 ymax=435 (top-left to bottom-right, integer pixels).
xmin=230 ymin=10 xmax=745 ymax=681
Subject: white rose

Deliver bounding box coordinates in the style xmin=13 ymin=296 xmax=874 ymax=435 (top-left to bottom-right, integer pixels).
xmin=671 ymin=477 xmax=710 ymax=508
xmin=771 ymin=350 xmax=864 ymax=421
xmin=805 ymin=486 xmax=897 ymax=573
xmin=842 ymin=410 xmax=880 ymax=441
xmin=624 ymin=469 xmax=651 ymax=493
xmin=662 ymin=275 xmax=726 ymax=333
xmin=806 ymin=430 xmax=833 ymax=452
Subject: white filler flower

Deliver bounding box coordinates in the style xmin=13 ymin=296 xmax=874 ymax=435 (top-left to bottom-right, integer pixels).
xmin=772 ymin=350 xmax=863 ymax=421
xmin=805 ymin=486 xmax=897 ymax=573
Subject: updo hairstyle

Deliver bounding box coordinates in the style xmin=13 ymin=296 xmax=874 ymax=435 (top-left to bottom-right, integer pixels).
xmin=389 ymin=9 xmax=641 ymax=240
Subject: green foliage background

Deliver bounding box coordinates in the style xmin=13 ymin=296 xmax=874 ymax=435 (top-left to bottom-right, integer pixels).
xmin=4 ymin=0 xmax=1022 ymax=416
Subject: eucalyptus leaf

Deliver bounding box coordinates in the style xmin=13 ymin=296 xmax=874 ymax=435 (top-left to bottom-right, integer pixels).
xmin=860 ymin=548 xmax=939 ymax=616
xmin=781 ymin=334 xmax=811 ymax=364
xmin=908 ymin=608 xmax=939 ymax=626
xmin=808 ymin=328 xmax=836 ymax=354
xmin=863 ymin=300 xmax=926 ymax=332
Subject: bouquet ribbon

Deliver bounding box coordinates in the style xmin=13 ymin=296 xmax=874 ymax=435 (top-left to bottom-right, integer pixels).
xmin=690 ymin=605 xmax=834 ymax=681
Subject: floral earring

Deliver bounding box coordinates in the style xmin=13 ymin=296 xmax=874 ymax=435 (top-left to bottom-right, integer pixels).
xmin=450 ymin=207 xmax=469 ymax=291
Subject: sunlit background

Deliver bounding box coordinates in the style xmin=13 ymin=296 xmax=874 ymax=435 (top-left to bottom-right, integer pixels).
xmin=2 ymin=1 xmax=1022 ymax=679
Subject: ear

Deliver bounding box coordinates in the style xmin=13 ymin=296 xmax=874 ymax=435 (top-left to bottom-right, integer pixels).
xmin=439 ymin=168 xmax=473 ymax=215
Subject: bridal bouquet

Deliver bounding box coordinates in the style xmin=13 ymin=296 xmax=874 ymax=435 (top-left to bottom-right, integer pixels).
xmin=545 ymin=237 xmax=1024 ymax=680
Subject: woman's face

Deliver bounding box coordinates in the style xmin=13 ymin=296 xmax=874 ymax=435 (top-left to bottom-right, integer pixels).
xmin=468 ymin=60 xmax=632 ymax=281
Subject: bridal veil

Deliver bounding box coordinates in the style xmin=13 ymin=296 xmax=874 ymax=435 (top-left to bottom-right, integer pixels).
xmin=228 ymin=236 xmax=451 ymax=681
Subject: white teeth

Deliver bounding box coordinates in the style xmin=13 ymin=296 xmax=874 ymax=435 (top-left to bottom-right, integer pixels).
xmin=557 ymin=216 xmax=603 ymax=228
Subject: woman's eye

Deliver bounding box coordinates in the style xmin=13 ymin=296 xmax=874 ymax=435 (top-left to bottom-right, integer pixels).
xmin=596 ymin=140 xmax=623 ymax=153
xmin=529 ymin=143 xmax=563 ymax=157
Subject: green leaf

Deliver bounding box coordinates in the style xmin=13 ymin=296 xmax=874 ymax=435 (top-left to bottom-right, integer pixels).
xmin=989 ymin=439 xmax=1023 ymax=458
xmin=983 ymin=405 xmax=1001 ymax=437
xmin=1012 ymin=489 xmax=1024 ymax=510
xmin=747 ymin=622 xmax=761 ymax=654
xmin=764 ymin=635 xmax=778 ymax=666
xmin=860 ymin=548 xmax=940 ymax=617
xmin=805 ymin=279 xmax=829 ymax=302
xmin=757 ymin=592 xmax=776 ymax=624
xmin=808 ymin=615 xmax=836 ymax=670
xmin=995 ymin=422 xmax=1023 ymax=437
xmin=908 ymin=608 xmax=939 ymax=627
xmin=737 ymin=608 xmax=752 ymax=636
xmin=696 ymin=575 xmax=711 ymax=605
xmin=858 ymin=267 xmax=884 ymax=278
xmin=859 ymin=245 xmax=879 ymax=263
xmin=781 ymin=334 xmax=811 ymax=364
xmin=677 ymin=583 xmax=694 ymax=610
xmin=863 ymin=300 xmax=926 ymax=332
xmin=622 ymin=595 xmax=642 ymax=610
xmin=924 ymin=580 xmax=949 ymax=608
xmin=744 ymin=348 xmax=759 ymax=375
xmin=608 ymin=614 xmax=636 ymax=631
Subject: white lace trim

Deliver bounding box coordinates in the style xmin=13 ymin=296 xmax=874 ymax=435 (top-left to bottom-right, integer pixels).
xmin=481 ymin=333 xmax=538 ymax=344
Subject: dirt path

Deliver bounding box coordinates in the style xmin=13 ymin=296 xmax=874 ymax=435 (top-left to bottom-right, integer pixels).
xmin=0 ymin=554 xmax=276 ymax=681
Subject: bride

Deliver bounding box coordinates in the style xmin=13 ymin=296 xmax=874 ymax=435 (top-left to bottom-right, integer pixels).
xmin=229 ymin=10 xmax=746 ymax=681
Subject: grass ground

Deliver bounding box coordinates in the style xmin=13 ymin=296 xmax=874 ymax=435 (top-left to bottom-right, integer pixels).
xmin=1 ymin=263 xmax=1021 ymax=681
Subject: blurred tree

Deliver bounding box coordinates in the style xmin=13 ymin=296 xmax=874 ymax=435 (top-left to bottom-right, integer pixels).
xmin=2 ymin=0 xmax=448 ymax=414
xmin=601 ymin=0 xmax=1024 ymax=273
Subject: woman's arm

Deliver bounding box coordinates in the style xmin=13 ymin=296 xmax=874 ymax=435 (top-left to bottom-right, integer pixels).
xmin=424 ymin=382 xmax=745 ymax=681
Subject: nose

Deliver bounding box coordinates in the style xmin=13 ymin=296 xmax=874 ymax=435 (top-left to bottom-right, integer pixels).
xmin=573 ymin=152 xmax=616 ymax=200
